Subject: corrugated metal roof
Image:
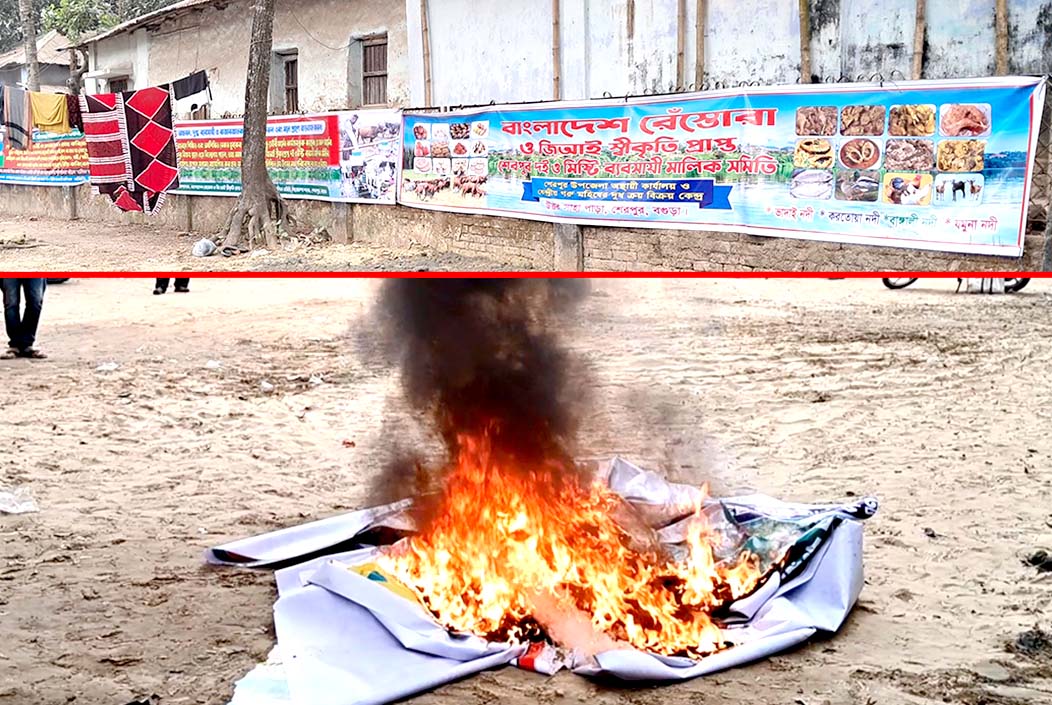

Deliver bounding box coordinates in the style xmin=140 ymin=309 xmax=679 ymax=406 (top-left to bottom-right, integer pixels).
xmin=0 ymin=30 xmax=73 ymax=70
xmin=78 ymin=0 xmax=228 ymax=46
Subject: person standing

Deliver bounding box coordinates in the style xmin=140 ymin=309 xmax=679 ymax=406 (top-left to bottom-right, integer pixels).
xmin=1 ymin=278 xmax=47 ymax=359
xmin=154 ymin=278 xmax=190 ymax=295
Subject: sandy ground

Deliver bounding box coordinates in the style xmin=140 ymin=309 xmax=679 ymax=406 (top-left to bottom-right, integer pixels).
xmin=0 ymin=217 xmax=535 ymax=272
xmin=1 ymin=277 xmax=1051 ymax=705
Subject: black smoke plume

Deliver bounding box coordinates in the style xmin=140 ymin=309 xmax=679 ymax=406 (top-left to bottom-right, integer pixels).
xmin=371 ymin=279 xmax=591 ymax=499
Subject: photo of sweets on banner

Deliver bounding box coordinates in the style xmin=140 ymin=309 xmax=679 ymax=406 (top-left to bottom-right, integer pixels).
xmin=398 ymin=77 xmax=1047 ymax=258
xmin=172 ymin=109 xmax=400 ymax=203
xmin=0 ymin=127 xmax=90 ymax=186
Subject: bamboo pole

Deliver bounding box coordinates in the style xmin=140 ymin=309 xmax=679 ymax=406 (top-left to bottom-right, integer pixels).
xmin=420 ymin=0 xmax=433 ymax=105
xmin=676 ymin=0 xmax=686 ymax=87
xmin=694 ymin=0 xmax=706 ymax=87
xmin=798 ymin=0 xmax=812 ymax=83
xmin=995 ymin=0 xmax=1008 ymax=75
xmin=552 ymin=0 xmax=562 ymax=100
xmin=911 ymin=0 xmax=926 ymax=80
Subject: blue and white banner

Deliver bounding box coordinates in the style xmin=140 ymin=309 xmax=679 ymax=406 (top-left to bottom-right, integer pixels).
xmin=399 ymin=77 xmax=1047 ymax=257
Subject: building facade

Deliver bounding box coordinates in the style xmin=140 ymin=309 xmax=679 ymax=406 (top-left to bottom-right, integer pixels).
xmin=0 ymin=30 xmax=72 ymax=93
xmin=83 ymin=0 xmax=409 ymax=118
xmin=17 ymin=0 xmax=1047 ymax=273
xmin=81 ymin=0 xmax=1052 ymax=114
xmin=402 ymin=0 xmax=1052 ymax=107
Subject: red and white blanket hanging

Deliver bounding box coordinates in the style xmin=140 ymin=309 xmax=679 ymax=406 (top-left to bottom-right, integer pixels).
xmin=80 ymin=86 xmax=181 ymax=216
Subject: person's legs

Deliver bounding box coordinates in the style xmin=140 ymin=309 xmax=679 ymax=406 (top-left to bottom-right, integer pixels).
xmin=16 ymin=279 xmax=45 ymax=355
xmin=174 ymin=278 xmax=190 ymax=292
xmin=154 ymin=278 xmax=170 ymax=295
xmin=1 ymin=278 xmax=23 ymax=352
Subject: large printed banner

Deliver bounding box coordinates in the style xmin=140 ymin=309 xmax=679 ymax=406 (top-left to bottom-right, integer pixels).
xmin=173 ymin=110 xmax=400 ymax=203
xmin=0 ymin=129 xmax=90 ymax=186
xmin=399 ymin=77 xmax=1047 ymax=257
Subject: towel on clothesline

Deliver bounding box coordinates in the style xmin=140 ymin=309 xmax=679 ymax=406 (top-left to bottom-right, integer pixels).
xmin=66 ymin=94 xmax=83 ymax=132
xmin=29 ymin=92 xmax=70 ymax=134
xmin=172 ymin=70 xmax=211 ymax=116
xmin=2 ymin=86 xmax=32 ymax=150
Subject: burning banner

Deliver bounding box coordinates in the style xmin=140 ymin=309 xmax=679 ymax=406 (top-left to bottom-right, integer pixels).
xmin=211 ymin=460 xmax=876 ymax=705
xmin=209 ymin=281 xmax=876 ymax=704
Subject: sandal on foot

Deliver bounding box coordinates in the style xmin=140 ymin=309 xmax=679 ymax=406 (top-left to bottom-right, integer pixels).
xmin=1 ymin=348 xmax=18 ymax=360
xmin=19 ymin=348 xmax=47 ymax=359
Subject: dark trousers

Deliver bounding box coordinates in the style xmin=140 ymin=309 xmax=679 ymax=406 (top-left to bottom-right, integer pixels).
xmin=155 ymin=278 xmax=189 ymax=292
xmin=1 ymin=278 xmax=46 ymax=351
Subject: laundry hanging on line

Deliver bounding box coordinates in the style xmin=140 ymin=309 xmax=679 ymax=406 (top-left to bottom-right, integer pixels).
xmin=2 ymin=85 xmax=32 ymax=151
xmin=66 ymin=94 xmax=83 ymax=133
xmin=172 ymin=70 xmax=211 ymax=116
xmin=1 ymin=87 xmax=81 ymax=149
xmin=81 ymin=86 xmax=180 ymax=216
xmin=29 ymin=91 xmax=71 ymax=134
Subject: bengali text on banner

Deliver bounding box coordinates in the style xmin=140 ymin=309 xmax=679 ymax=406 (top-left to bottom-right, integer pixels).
xmin=398 ymin=77 xmax=1047 ymax=257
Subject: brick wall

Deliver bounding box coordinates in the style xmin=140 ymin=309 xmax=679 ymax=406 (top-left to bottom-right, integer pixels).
xmin=581 ymin=226 xmax=1048 ymax=272
xmin=356 ymin=209 xmax=1048 ymax=272
xmin=354 ymin=206 xmax=1050 ymax=272
xmin=2 ymin=184 xmax=1048 ymax=271
xmin=353 ymin=205 xmax=554 ymax=270
xmin=0 ymin=185 xmax=343 ymax=242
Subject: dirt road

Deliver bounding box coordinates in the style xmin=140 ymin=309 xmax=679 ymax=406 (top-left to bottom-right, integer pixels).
xmin=1 ymin=277 xmax=1051 ymax=705
xmin=0 ymin=217 xmax=533 ymax=272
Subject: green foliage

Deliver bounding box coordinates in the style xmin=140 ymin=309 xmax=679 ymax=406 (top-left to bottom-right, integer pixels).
xmin=41 ymin=0 xmax=117 ymax=42
xmin=0 ymin=0 xmax=181 ymax=52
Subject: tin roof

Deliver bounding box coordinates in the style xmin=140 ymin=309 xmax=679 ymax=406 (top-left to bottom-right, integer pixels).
xmin=0 ymin=30 xmax=72 ymax=70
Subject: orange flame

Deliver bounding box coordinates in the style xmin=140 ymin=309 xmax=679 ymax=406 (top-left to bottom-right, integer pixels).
xmin=379 ymin=431 xmax=762 ymax=658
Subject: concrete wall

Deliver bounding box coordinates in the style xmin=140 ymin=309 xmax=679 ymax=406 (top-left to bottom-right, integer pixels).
xmin=414 ymin=0 xmax=554 ymax=106
xmin=354 ymin=203 xmax=556 ymax=269
xmin=2 ymin=183 xmax=1045 ymax=272
xmin=354 ymin=211 xmax=1047 ymax=272
xmin=0 ymin=184 xmax=345 ymax=242
xmin=143 ymin=3 xmax=251 ymax=116
xmin=86 ymin=32 xmax=136 ymax=94
xmin=90 ymin=0 xmax=409 ymax=115
xmin=706 ymin=1 xmax=800 ymax=88
xmin=407 ymin=0 xmax=1052 ymax=106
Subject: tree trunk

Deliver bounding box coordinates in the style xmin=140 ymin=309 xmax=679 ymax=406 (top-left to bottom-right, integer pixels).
xmin=222 ymin=0 xmax=289 ymax=252
xmin=67 ymin=48 xmax=90 ymax=96
xmin=18 ymin=0 xmax=40 ymax=92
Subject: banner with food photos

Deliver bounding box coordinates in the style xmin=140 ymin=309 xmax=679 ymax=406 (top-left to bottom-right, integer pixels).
xmin=398 ymin=77 xmax=1046 ymax=257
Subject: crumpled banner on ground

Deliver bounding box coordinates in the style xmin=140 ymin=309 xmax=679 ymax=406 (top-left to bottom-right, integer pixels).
xmin=211 ymin=458 xmax=877 ymax=705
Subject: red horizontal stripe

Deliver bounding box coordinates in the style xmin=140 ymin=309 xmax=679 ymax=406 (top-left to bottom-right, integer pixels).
xmin=1 ymin=272 xmax=1048 ymax=278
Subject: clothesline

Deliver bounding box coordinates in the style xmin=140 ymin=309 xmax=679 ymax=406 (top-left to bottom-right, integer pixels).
xmin=0 ymin=70 xmax=210 ymax=217
xmin=0 ymin=69 xmax=210 ymax=148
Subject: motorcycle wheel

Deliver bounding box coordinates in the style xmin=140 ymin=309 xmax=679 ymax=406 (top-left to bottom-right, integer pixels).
xmin=1005 ymin=278 xmax=1030 ymax=293
xmin=882 ymin=278 xmax=918 ymax=290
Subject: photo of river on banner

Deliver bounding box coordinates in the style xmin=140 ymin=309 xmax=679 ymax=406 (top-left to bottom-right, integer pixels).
xmin=1 ymin=278 xmax=1050 ymax=705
